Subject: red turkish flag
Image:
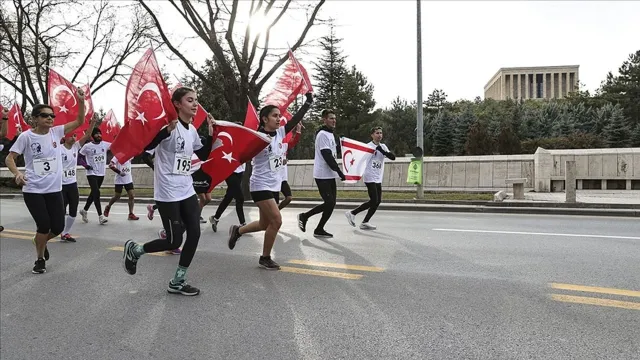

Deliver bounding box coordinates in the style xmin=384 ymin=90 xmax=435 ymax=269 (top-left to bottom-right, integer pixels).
xmin=110 ymin=48 xmax=177 ymax=163
xmin=171 ymin=82 xmax=208 ymax=129
xmin=263 ymin=50 xmax=312 ymax=110
xmin=201 ymin=121 xmax=271 ymax=191
xmin=48 ymin=69 xmax=80 ymax=127
xmin=99 ymin=109 xmax=121 ymax=142
xmin=243 ymin=99 xmax=260 ymax=130
xmin=66 ymin=84 xmax=94 ymax=138
xmin=6 ymin=103 xmax=30 ymax=140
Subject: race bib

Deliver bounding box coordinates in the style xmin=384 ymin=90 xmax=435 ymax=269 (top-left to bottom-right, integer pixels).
xmin=33 ymin=157 xmax=58 ymax=176
xmin=121 ymin=166 xmax=130 ymax=174
xmin=269 ymin=155 xmax=284 ymax=172
xmin=63 ymin=168 xmax=76 ymax=179
xmin=371 ymin=160 xmax=382 ymax=170
xmin=93 ymin=153 xmax=106 ymax=164
xmin=173 ymin=154 xmax=191 ymax=175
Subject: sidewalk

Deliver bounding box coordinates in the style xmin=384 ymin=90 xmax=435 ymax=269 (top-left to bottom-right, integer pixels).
xmin=1 ymin=193 xmax=638 ymax=217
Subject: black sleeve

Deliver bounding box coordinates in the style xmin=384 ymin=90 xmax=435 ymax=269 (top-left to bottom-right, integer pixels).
xmin=141 ymin=152 xmax=154 ymax=170
xmin=320 ymin=148 xmax=341 ymax=173
xmin=144 ymin=127 xmax=170 ymax=150
xmin=194 ymin=135 xmax=213 ymax=161
xmin=284 ymin=97 xmax=313 ymax=134
xmin=385 ymin=150 xmax=396 ymax=160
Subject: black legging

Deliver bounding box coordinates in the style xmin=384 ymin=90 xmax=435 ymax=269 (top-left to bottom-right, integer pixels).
xmin=84 ymin=175 xmax=104 ymax=215
xmin=213 ymin=172 xmax=245 ymax=224
xmin=303 ymin=178 xmax=337 ymax=231
xmin=142 ymin=194 xmax=201 ymax=268
xmin=352 ymin=182 xmax=382 ymax=222
xmin=23 ymin=192 xmax=64 ymax=235
xmin=62 ymin=183 xmax=79 ymax=217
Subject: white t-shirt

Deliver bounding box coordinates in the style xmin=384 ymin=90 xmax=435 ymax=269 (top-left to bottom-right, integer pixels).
xmin=313 ymin=130 xmax=338 ymax=179
xmin=10 ymin=125 xmax=65 ymax=194
xmin=234 ymin=163 xmax=246 ymax=174
xmin=153 ymin=123 xmax=202 ymax=202
xmin=111 ymin=158 xmax=133 ymax=185
xmin=363 ymin=142 xmax=389 ymax=184
xmin=280 ymin=143 xmax=290 ymax=183
xmin=61 ymin=142 xmax=81 ymax=185
xmin=250 ymin=127 xmax=286 ymax=192
xmin=80 ymin=141 xmax=111 ymax=176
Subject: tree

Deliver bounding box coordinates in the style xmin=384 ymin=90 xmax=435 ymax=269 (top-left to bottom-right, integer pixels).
xmin=453 ymin=105 xmax=476 ymax=155
xmin=425 ymin=89 xmax=447 ymax=108
xmin=432 ymin=111 xmax=453 ymax=156
xmin=0 ymin=0 xmax=154 ymax=111
xmin=465 ymin=120 xmax=493 ymax=155
xmin=312 ymin=18 xmax=346 ymax=116
xmin=569 ymin=102 xmax=595 ymax=134
xmin=183 ymin=59 xmax=232 ymax=135
xmin=630 ymin=124 xmax=640 ymax=147
xmin=496 ymin=123 xmax=521 ymax=154
xmin=598 ymin=50 xmax=640 ymax=129
xmin=604 ymin=104 xmax=631 ymax=148
xmin=335 ymin=65 xmax=376 ymax=142
xmin=382 ymin=97 xmax=417 ymax=157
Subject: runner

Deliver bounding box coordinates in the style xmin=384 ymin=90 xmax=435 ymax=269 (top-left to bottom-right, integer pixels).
xmin=209 ymin=163 xmax=246 ymax=232
xmin=78 ymin=127 xmax=111 ymax=224
xmin=191 ymin=135 xmax=213 ymax=223
xmin=297 ymin=109 xmax=346 ymax=238
xmin=276 ymin=123 xmax=302 ymax=210
xmin=5 ymin=90 xmax=86 ymax=274
xmin=122 ymin=87 xmax=215 ymax=295
xmin=59 ymin=117 xmax=96 ymax=242
xmin=103 ymin=156 xmax=139 ymax=220
xmin=226 ymin=92 xmax=313 ymax=270
xmin=345 ymin=126 xmax=396 ymax=230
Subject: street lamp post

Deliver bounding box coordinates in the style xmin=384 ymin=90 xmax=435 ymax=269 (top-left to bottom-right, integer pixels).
xmin=416 ymin=0 xmax=424 ymax=199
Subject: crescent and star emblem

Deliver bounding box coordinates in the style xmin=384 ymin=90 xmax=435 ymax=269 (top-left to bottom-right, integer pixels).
xmin=134 ymin=82 xmax=167 ymax=124
xmin=13 ymin=111 xmax=22 ymax=131
xmin=51 ymin=85 xmax=77 ymax=113
xmin=211 ymin=131 xmax=236 ymax=163
xmin=342 ymin=149 xmax=355 ymax=172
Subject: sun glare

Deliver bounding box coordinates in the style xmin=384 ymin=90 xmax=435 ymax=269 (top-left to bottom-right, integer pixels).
xmin=248 ymin=13 xmax=271 ymax=37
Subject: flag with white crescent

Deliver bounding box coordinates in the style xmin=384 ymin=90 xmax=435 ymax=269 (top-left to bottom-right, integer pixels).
xmin=48 ymin=69 xmax=80 ymax=128
xmin=340 ymin=137 xmax=376 ymax=183
xmin=6 ymin=103 xmax=30 ymax=140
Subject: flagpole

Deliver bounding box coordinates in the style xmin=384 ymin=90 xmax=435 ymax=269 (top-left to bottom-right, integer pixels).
xmin=416 ymin=0 xmax=424 ymax=200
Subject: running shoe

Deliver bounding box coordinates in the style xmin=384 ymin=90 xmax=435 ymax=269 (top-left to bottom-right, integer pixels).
xmin=345 ymin=211 xmax=356 ymax=227
xmin=259 ymin=256 xmax=281 ymax=270
xmin=167 ymin=280 xmax=200 ymax=296
xmin=158 ymin=229 xmax=167 ymax=240
xmin=99 ymin=215 xmax=108 ymax=224
xmin=228 ymin=225 xmax=241 ymax=250
xmin=146 ymin=204 xmax=155 ymax=220
xmin=31 ymin=236 xmax=49 ymax=261
xmin=128 ymin=213 xmax=139 ymax=221
xmin=79 ymin=209 xmax=88 ymax=223
xmin=209 ymin=216 xmax=219 ymax=232
xmin=32 ymin=259 xmax=46 ymax=274
xmin=0 ymin=225 xmax=4 ymax=232
xmin=165 ymin=248 xmax=181 ymax=255
xmin=199 ymin=216 xmax=206 ymax=224
xmin=360 ymin=223 xmax=377 ymax=230
xmin=123 ymin=240 xmax=139 ymax=275
xmin=61 ymin=234 xmax=76 ymax=242
xmin=313 ymin=229 xmax=333 ymax=238
xmin=104 ymin=205 xmax=111 ymax=217
xmin=297 ymin=213 xmax=308 ymax=232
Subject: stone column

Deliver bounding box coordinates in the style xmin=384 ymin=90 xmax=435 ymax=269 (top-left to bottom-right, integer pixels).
xmin=550 ymin=73 xmax=555 ymax=99
xmin=558 ymin=72 xmax=564 ymax=99
xmin=501 ymin=75 xmax=505 ymax=100
xmin=517 ymin=74 xmax=522 ymax=99
xmin=534 ymin=147 xmax=552 ymax=192
xmin=565 ymin=161 xmax=576 ymax=203
xmin=525 ymin=74 xmax=530 ymax=99
xmin=542 ymin=73 xmax=547 ymax=99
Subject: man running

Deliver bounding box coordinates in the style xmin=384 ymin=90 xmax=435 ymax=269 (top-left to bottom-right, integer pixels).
xmin=297 ymin=110 xmax=345 ymax=238
xmin=103 ymin=156 xmax=139 ymax=220
xmin=345 ymin=126 xmax=396 ymax=230
xmin=60 ymin=117 xmax=95 ymax=242
xmin=79 ymin=127 xmax=111 ymax=224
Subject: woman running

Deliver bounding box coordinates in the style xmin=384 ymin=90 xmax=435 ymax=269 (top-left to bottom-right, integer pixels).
xmin=59 ymin=117 xmax=96 ymax=242
xmin=5 ymin=89 xmax=86 ymax=274
xmin=103 ymin=156 xmax=139 ymax=220
xmin=78 ymin=127 xmax=111 ymax=224
xmin=191 ymin=135 xmax=213 ymax=223
xmin=209 ymin=163 xmax=246 ymax=232
xmin=122 ymin=87 xmax=214 ymax=296
xmin=226 ymin=93 xmax=313 ymax=270
xmin=345 ymin=126 xmax=395 ymax=230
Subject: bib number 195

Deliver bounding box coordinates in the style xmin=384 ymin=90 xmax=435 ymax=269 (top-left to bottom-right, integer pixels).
xmin=174 ymin=158 xmax=191 ymax=174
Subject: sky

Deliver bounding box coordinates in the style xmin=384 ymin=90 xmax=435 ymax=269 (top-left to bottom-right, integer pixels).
xmin=3 ymin=1 xmax=640 ymax=125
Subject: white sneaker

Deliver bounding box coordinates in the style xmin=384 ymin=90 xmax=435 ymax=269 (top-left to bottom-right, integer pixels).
xmin=359 ymin=223 xmax=376 ymax=230
xmin=80 ymin=209 xmax=88 ymax=223
xmin=345 ymin=211 xmax=356 ymax=227
xmin=99 ymin=215 xmax=108 ymax=225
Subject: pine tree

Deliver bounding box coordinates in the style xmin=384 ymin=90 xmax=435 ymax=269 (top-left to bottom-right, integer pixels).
xmin=465 ymin=120 xmax=493 ymax=155
xmin=312 ymin=19 xmax=346 ymax=115
xmin=432 ymin=111 xmax=453 ymax=156
xmin=453 ymin=106 xmax=476 ymax=155
xmin=604 ymin=104 xmax=631 ymax=147
xmin=630 ymin=124 xmax=640 ymax=147
xmin=496 ymin=123 xmax=522 ymax=154
xmin=335 ymin=65 xmax=376 ymax=141
xmin=570 ymin=102 xmax=595 ymax=134
xmin=594 ymin=103 xmax=614 ymax=135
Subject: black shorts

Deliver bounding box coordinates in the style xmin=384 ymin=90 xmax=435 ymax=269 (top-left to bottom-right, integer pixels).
xmin=280 ymin=181 xmax=292 ymax=197
xmin=191 ymin=169 xmax=211 ymax=194
xmin=250 ymin=190 xmax=279 ymax=203
xmin=115 ymin=183 xmax=134 ymax=193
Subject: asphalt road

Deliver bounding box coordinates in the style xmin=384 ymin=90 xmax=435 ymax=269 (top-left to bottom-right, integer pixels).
xmin=1 ymin=198 xmax=639 ymax=360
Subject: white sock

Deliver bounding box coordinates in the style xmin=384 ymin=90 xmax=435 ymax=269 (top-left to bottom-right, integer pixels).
xmin=63 ymin=216 xmax=76 ymax=235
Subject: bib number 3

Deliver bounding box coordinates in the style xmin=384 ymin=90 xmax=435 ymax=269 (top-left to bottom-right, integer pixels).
xmin=33 ymin=157 xmax=57 ymax=176
xmin=173 ymin=155 xmax=191 ymax=175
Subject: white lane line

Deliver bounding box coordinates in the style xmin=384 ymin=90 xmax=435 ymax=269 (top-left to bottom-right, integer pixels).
xmin=432 ymin=228 xmax=640 ymax=240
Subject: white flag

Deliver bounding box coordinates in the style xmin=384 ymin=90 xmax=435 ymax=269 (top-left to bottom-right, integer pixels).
xmin=340 ymin=137 xmax=376 ymax=184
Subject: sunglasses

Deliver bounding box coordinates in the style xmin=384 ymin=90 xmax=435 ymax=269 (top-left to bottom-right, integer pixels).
xmin=37 ymin=113 xmax=56 ymax=119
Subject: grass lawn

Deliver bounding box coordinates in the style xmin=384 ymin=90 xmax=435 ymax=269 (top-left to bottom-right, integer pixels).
xmin=1 ymin=186 xmax=493 ymax=201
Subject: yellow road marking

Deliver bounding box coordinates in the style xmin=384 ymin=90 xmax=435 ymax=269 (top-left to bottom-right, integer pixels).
xmin=279 ymin=266 xmax=363 ymax=280
xmin=108 ymin=246 xmax=169 ymax=257
xmin=550 ymin=294 xmax=640 ymax=311
xmin=287 ymin=259 xmax=384 ymax=272
xmin=550 ymin=283 xmax=640 ymax=298
xmin=2 ymin=229 xmax=36 ymax=235
xmin=0 ymin=233 xmax=60 ymax=243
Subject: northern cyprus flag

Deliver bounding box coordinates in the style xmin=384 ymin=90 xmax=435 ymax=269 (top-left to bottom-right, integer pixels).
xmin=340 ymin=137 xmax=376 ymax=183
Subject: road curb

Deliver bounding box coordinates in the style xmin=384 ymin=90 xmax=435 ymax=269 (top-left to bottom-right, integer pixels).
xmin=1 ymin=193 xmax=638 ymax=217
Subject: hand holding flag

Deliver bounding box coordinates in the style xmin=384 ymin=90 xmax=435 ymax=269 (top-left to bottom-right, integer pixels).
xmin=340 ymin=137 xmax=376 ymax=183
